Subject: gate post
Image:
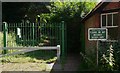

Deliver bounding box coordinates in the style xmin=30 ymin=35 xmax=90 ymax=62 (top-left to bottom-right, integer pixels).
xmin=61 ymin=21 xmax=65 ymax=64
xmin=3 ymin=22 xmax=7 ymax=54
xmin=57 ymin=45 xmax=60 ymax=61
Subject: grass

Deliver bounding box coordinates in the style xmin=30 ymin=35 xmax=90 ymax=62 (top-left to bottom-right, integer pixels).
xmin=0 ymin=31 xmax=58 ymax=71
xmin=0 ymin=50 xmax=57 ymax=63
xmin=0 ymin=32 xmax=3 ymax=47
xmin=0 ymin=50 xmax=2 ymax=54
xmin=0 ymin=31 xmax=57 ymax=63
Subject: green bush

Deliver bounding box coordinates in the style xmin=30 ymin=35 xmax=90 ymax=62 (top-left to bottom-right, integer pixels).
xmin=0 ymin=32 xmax=3 ymax=47
xmin=79 ymin=52 xmax=97 ymax=71
xmin=99 ymin=44 xmax=120 ymax=71
xmin=99 ymin=45 xmax=115 ymax=71
xmin=113 ymin=41 xmax=120 ymax=70
xmin=7 ymin=32 xmax=18 ymax=47
xmin=0 ymin=32 xmax=18 ymax=47
xmin=0 ymin=32 xmax=18 ymax=54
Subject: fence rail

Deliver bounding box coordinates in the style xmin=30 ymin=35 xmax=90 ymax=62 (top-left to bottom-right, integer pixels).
xmin=0 ymin=45 xmax=60 ymax=60
xmin=3 ymin=22 xmax=62 ymax=47
xmin=1 ymin=21 xmax=66 ymax=62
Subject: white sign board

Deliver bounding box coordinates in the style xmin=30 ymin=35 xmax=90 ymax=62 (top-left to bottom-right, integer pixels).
xmin=88 ymin=28 xmax=108 ymax=41
xmin=17 ymin=28 xmax=21 ymax=38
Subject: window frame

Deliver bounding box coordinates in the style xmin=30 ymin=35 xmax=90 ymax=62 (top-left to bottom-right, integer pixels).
xmin=101 ymin=12 xmax=118 ymax=28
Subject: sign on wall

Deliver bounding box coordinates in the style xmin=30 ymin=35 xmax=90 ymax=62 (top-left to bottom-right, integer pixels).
xmin=88 ymin=28 xmax=108 ymax=41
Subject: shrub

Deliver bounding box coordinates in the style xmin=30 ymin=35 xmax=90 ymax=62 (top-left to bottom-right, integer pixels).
xmin=99 ymin=44 xmax=119 ymax=71
xmin=99 ymin=42 xmax=120 ymax=71
xmin=79 ymin=52 xmax=97 ymax=71
xmin=0 ymin=32 xmax=17 ymax=51
xmin=0 ymin=32 xmax=3 ymax=47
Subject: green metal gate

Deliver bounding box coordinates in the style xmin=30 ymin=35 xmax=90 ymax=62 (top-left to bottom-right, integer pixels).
xmin=2 ymin=21 xmax=66 ymax=60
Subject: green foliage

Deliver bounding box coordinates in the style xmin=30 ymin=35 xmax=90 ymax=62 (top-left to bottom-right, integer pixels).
xmin=99 ymin=45 xmax=118 ymax=71
xmin=0 ymin=50 xmax=57 ymax=63
xmin=7 ymin=32 xmax=18 ymax=47
xmin=113 ymin=41 xmax=120 ymax=70
xmin=98 ymin=41 xmax=120 ymax=71
xmin=40 ymin=13 xmax=55 ymax=23
xmin=79 ymin=52 xmax=97 ymax=70
xmin=0 ymin=32 xmax=17 ymax=47
xmin=40 ymin=1 xmax=96 ymax=23
xmin=0 ymin=32 xmax=3 ymax=47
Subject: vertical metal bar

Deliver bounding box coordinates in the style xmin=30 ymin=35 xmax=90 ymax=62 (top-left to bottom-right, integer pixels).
xmin=54 ymin=23 xmax=55 ymax=45
xmin=40 ymin=23 xmax=42 ymax=45
xmin=17 ymin=23 xmax=19 ymax=47
xmin=65 ymin=22 xmax=67 ymax=57
xmin=58 ymin=23 xmax=60 ymax=45
xmin=26 ymin=23 xmax=28 ymax=46
xmin=49 ymin=23 xmax=51 ymax=46
xmin=30 ymin=23 xmax=32 ymax=46
xmin=59 ymin=23 xmax=61 ymax=50
xmin=61 ymin=21 xmax=65 ymax=58
xmin=3 ymin=22 xmax=7 ymax=54
xmin=20 ymin=23 xmax=22 ymax=47
xmin=29 ymin=23 xmax=30 ymax=46
xmin=24 ymin=22 xmax=26 ymax=47
xmin=44 ymin=23 xmax=45 ymax=45
xmin=60 ymin=21 xmax=66 ymax=67
xmin=39 ymin=22 xmax=41 ymax=46
xmin=34 ymin=23 xmax=36 ymax=46
xmin=13 ymin=23 xmax=14 ymax=47
xmin=50 ymin=23 xmax=52 ymax=46
xmin=23 ymin=22 xmax=25 ymax=46
xmin=27 ymin=23 xmax=29 ymax=46
xmin=55 ymin=23 xmax=57 ymax=45
xmin=13 ymin=23 xmax=18 ymax=47
xmin=51 ymin=23 xmax=53 ymax=45
xmin=32 ymin=23 xmax=35 ymax=46
xmin=53 ymin=23 xmax=55 ymax=45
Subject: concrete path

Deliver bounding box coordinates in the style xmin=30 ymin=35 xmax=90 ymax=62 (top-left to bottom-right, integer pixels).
xmin=51 ymin=53 xmax=81 ymax=71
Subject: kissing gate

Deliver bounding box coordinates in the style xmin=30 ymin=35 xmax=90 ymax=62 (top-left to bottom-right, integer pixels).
xmin=1 ymin=21 xmax=67 ymax=61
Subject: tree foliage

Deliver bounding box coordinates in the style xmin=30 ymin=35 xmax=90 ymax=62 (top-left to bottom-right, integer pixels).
xmin=40 ymin=1 xmax=96 ymax=23
xmin=3 ymin=2 xmax=96 ymax=23
xmin=2 ymin=2 xmax=50 ymax=22
xmin=38 ymin=1 xmax=97 ymax=53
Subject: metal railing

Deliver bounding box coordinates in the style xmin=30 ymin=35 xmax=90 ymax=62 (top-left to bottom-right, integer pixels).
xmin=1 ymin=21 xmax=66 ymax=61
xmin=0 ymin=45 xmax=60 ymax=61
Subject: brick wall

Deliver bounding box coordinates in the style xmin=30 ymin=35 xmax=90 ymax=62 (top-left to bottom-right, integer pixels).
xmin=103 ymin=2 xmax=119 ymax=11
xmin=84 ymin=13 xmax=100 ymax=56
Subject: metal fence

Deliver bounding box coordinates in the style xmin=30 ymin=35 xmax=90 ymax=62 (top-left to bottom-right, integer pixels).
xmin=1 ymin=21 xmax=66 ymax=60
xmin=5 ymin=22 xmax=63 ymax=47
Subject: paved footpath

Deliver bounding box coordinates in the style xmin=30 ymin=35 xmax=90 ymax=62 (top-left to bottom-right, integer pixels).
xmin=51 ymin=53 xmax=81 ymax=71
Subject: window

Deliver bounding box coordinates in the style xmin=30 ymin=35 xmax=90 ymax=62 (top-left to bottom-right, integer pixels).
xmin=101 ymin=12 xmax=118 ymax=41
xmin=101 ymin=12 xmax=118 ymax=28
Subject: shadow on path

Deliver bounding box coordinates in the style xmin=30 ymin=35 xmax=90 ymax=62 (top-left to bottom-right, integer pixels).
xmin=50 ymin=53 xmax=81 ymax=72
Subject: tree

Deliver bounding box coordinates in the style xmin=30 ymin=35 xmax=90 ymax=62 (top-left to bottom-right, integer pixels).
xmin=2 ymin=2 xmax=50 ymax=23
xmin=40 ymin=1 xmax=96 ymax=23
xmin=39 ymin=0 xmax=96 ymax=53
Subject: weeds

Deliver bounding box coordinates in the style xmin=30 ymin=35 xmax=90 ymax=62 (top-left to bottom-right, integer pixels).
xmin=0 ymin=50 xmax=57 ymax=63
xmin=79 ymin=52 xmax=97 ymax=71
xmin=99 ymin=45 xmax=115 ymax=70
